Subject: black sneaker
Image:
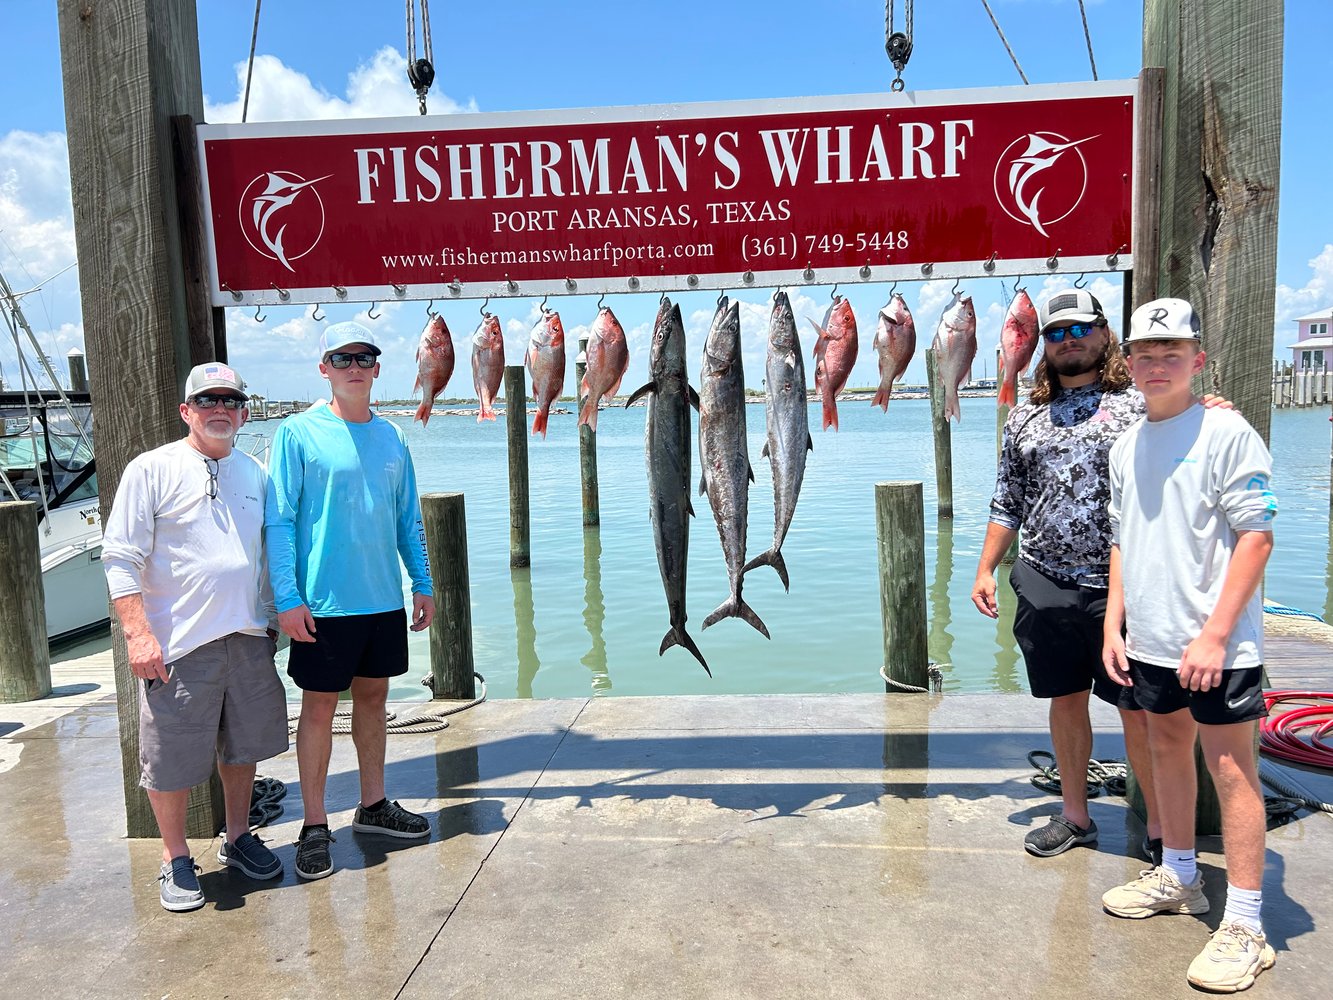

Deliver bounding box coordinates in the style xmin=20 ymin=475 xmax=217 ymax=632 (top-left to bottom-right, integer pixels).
xmin=352 ymin=799 xmax=430 ymax=839
xmin=294 ymin=826 xmax=335 ymax=880
xmin=1024 ymin=815 xmax=1098 ymax=857
xmin=218 ymin=831 xmax=283 ymax=880
xmin=1141 ymin=835 xmax=1164 ymax=868
xmin=159 ymin=856 xmax=205 ymax=912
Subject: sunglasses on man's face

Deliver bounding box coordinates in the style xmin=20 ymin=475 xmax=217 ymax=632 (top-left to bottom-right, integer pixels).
xmin=1042 ymin=322 xmax=1104 ymax=344
xmin=326 ymin=352 xmax=378 ymax=369
xmin=190 ymin=394 xmax=246 ymax=410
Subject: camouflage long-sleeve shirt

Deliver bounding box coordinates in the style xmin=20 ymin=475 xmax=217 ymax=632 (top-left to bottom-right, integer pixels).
xmin=989 ymin=382 xmax=1145 ymax=588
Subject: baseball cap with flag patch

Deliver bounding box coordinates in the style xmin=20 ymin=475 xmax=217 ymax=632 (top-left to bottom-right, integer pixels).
xmin=183 ymin=362 xmax=248 ymax=401
xmin=1037 ymin=288 xmax=1106 ymax=334
xmin=1127 ymin=297 xmax=1202 ymax=344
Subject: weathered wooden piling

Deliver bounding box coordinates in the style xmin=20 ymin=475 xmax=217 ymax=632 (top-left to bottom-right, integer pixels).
xmin=575 ymin=334 xmax=600 ymax=527
xmin=876 ymin=482 xmax=929 ymax=692
xmin=504 ymin=365 xmax=531 ymax=568
xmin=925 ymin=351 xmax=953 ymax=519
xmin=421 ymin=492 xmax=475 ymax=700
xmin=0 ymin=502 xmax=51 ymax=703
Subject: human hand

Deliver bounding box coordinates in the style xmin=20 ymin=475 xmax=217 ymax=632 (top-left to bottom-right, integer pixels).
xmin=1200 ymin=393 xmax=1235 ymax=411
xmin=1177 ymin=634 xmax=1225 ymax=692
xmin=1102 ymin=634 xmax=1133 ymax=687
xmin=278 ymin=605 xmax=317 ymax=642
xmin=126 ymin=630 xmax=168 ymax=683
xmin=410 ymin=593 xmax=435 ymax=632
xmin=970 ymin=572 xmax=999 ymax=618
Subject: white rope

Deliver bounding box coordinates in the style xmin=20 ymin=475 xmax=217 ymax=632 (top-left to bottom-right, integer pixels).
xmin=241 ymin=0 xmax=262 ymax=123
xmin=979 ymin=0 xmax=1029 ymax=85
xmin=1076 ymin=0 xmax=1099 ymax=80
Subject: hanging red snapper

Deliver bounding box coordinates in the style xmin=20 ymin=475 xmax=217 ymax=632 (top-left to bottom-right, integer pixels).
xmin=414 ymin=314 xmax=455 ymax=426
xmin=471 ymin=313 xmax=505 ymax=422
xmin=997 ymin=290 xmax=1038 ymax=406
xmin=526 ymin=309 xmax=566 ymax=438
xmin=872 ymin=293 xmax=916 ymax=411
xmin=810 ymin=296 xmax=858 ymax=431
xmin=579 ymin=306 xmax=629 ymax=432
xmin=932 ymin=292 xmax=977 ymax=423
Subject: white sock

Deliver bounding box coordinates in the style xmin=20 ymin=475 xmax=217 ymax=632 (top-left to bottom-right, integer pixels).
xmin=1163 ymin=847 xmax=1197 ymax=885
xmin=1223 ymin=884 xmax=1264 ymax=934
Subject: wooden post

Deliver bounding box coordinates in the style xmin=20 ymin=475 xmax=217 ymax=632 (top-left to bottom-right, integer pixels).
xmin=505 ymin=365 xmax=531 ymax=568
xmin=876 ymin=481 xmax=929 ymax=691
xmin=421 ymin=493 xmax=475 ymax=700
xmin=925 ymin=350 xmax=953 ymax=519
xmin=1143 ymin=0 xmax=1282 ymax=445
xmin=66 ymin=349 xmax=89 ymax=393
xmin=58 ymin=0 xmax=223 ymax=839
xmin=170 ymin=114 xmax=226 ymax=365
xmin=0 ymin=502 xmax=51 ymax=703
xmin=1132 ymin=67 xmax=1166 ymax=310
xmin=575 ymin=334 xmax=600 ymax=527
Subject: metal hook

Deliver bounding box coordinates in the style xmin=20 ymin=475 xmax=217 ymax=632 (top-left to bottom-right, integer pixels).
xmin=479 ymin=295 xmax=491 ymax=318
xmin=1046 ymin=248 xmax=1062 ymax=270
xmin=1012 ymin=275 xmax=1024 ymax=297
xmin=425 ymin=299 xmax=436 ymax=317
xmin=950 ymin=277 xmax=962 ymax=296
xmin=889 ymin=279 xmax=899 ymax=297
xmin=539 ymin=292 xmax=549 ymax=313
xmin=597 ymin=292 xmax=606 ymax=311
xmin=1074 ymin=273 xmax=1088 ymax=289
xmin=717 ymin=288 xmax=727 ymax=307
xmin=367 ymin=301 xmax=381 ymax=321
xmin=660 ymin=290 xmax=667 ymax=305
xmin=310 ymin=303 xmax=325 ymax=322
xmin=253 ymin=302 xmax=266 ymax=323
xmin=829 ymin=283 xmax=840 ymax=302
xmin=983 ymin=251 xmax=998 ymax=273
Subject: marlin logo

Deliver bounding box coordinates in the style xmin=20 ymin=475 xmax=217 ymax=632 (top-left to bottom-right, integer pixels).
xmin=994 ymin=132 xmax=1097 ymax=237
xmin=249 ymin=173 xmax=331 ymax=270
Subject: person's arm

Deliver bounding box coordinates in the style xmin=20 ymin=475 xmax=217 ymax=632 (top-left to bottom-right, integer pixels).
xmin=111 ymin=593 xmax=169 ymax=683
xmin=264 ymin=425 xmax=316 ymax=641
xmin=1101 ymin=544 xmax=1131 ymax=686
xmin=394 ymin=443 xmax=435 ymax=632
xmin=100 ymin=458 xmax=169 ymax=682
xmin=970 ymin=521 xmax=1018 ymax=619
xmin=1177 ymin=530 xmax=1273 ymax=692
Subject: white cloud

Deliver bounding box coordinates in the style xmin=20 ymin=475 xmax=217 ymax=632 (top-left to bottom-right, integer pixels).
xmin=1275 ymin=244 xmax=1333 ymax=332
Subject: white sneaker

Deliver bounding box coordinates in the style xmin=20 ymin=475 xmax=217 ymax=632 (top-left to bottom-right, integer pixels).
xmin=1102 ymin=865 xmax=1209 ymax=918
xmin=1187 ymin=921 xmax=1275 ymax=992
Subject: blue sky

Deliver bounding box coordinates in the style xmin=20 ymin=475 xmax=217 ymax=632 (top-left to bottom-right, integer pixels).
xmin=1 ymin=0 xmax=1328 ymax=402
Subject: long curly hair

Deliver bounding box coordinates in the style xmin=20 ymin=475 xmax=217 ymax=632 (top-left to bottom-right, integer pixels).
xmin=1028 ymin=324 xmax=1132 ymax=406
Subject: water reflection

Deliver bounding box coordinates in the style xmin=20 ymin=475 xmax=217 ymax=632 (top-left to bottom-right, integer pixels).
xmin=511 ymin=567 xmax=539 ymax=698
xmin=991 ymin=563 xmax=1023 ymax=693
xmin=582 ymin=530 xmax=611 ymax=694
xmin=928 ymin=521 xmax=954 ymax=680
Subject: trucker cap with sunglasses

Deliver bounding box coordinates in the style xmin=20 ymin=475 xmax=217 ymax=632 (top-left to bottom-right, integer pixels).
xmin=183 ymin=362 xmax=248 ymax=402
xmin=319 ymin=321 xmax=382 ymax=359
xmin=1037 ymin=288 xmax=1106 ymax=336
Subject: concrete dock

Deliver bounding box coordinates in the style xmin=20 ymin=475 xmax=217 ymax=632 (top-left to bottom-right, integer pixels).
xmin=1 ymin=654 xmax=1330 ymax=1000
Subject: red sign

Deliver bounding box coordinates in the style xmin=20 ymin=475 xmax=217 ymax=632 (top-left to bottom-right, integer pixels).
xmin=197 ymin=80 xmax=1136 ymax=306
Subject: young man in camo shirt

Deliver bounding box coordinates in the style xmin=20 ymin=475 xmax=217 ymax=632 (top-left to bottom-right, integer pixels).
xmin=970 ymin=288 xmax=1163 ymax=860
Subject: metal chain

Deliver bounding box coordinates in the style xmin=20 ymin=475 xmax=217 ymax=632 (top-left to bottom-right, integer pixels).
xmin=884 ymin=0 xmax=914 ymax=92
xmin=406 ymin=0 xmax=436 ymax=115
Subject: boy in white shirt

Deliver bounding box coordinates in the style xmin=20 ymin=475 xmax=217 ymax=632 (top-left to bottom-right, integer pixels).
xmin=1101 ymin=298 xmax=1278 ymax=992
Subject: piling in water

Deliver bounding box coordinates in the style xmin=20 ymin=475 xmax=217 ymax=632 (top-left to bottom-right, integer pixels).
xmin=926 ymin=351 xmax=953 ymax=519
xmin=504 ymin=365 xmax=531 ymax=568
xmin=421 ymin=492 xmax=475 ymax=700
xmin=575 ymin=346 xmax=600 ymax=527
xmin=0 ymin=501 xmax=51 ymax=703
xmin=876 ymin=482 xmax=929 ymax=692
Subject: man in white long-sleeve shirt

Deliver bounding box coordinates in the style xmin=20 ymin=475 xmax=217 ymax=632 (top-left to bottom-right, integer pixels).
xmin=102 ymin=362 xmax=288 ymax=913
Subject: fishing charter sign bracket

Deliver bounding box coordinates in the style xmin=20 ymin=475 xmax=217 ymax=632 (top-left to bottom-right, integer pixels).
xmin=197 ymin=79 xmax=1136 ymax=308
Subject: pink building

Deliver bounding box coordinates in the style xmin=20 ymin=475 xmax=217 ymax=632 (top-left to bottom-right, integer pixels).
xmin=1289 ymin=308 xmax=1333 ymax=368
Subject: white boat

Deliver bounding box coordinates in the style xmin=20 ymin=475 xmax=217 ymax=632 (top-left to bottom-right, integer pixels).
xmin=0 ymin=389 xmax=109 ymax=644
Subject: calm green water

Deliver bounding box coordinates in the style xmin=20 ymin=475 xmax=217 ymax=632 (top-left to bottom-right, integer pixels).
xmin=252 ymin=401 xmax=1332 ymax=701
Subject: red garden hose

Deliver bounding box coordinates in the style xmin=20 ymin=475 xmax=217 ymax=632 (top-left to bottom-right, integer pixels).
xmin=1261 ymin=691 xmax=1333 ymax=769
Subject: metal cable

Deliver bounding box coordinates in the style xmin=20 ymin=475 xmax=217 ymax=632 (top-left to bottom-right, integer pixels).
xmin=979 ymin=0 xmax=1029 ymax=85
xmin=241 ymin=0 xmax=262 ymax=124
xmin=884 ymin=0 xmax=914 ymax=91
xmin=1076 ymin=0 xmax=1099 ymax=80
xmin=406 ymin=0 xmax=435 ymax=114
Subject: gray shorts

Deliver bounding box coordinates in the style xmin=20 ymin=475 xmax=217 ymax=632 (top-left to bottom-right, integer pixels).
xmin=139 ymin=632 xmax=289 ymax=792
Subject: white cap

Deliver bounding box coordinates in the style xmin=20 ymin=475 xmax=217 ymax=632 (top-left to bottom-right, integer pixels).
xmin=1127 ymin=297 xmax=1202 ymax=344
xmin=319 ymin=321 xmax=382 ymax=358
xmin=1037 ymin=288 xmax=1105 ymax=333
xmin=183 ymin=362 xmax=248 ymax=401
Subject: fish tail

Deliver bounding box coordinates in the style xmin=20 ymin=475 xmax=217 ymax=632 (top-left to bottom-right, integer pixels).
xmin=997 ymin=379 xmax=1017 ymax=407
xmin=415 ymin=399 xmax=433 ymax=426
xmin=532 ymin=407 xmax=548 ymax=438
xmin=944 ymin=387 xmax=961 ymax=423
xmin=872 ymin=383 xmax=890 ymax=411
xmin=660 ymin=626 xmax=711 ymax=676
xmin=742 ymin=548 xmax=790 ymax=592
xmin=578 ymin=396 xmax=598 ymax=431
xmin=822 ymin=392 xmax=839 ymax=431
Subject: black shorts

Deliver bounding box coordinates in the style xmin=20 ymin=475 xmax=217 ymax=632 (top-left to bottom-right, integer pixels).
xmin=286 ymin=609 xmax=409 ymax=693
xmin=1126 ymin=658 xmax=1268 ymax=725
xmin=1009 ymin=559 xmax=1135 ymax=708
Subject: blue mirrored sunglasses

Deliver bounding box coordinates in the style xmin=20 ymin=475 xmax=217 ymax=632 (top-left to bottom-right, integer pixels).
xmin=1042 ymin=322 xmax=1104 ymax=344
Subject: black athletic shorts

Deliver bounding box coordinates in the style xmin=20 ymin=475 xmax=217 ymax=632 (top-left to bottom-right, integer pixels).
xmin=1009 ymin=558 xmax=1135 ymax=708
xmin=1126 ymin=658 xmax=1268 ymax=725
xmin=286 ymin=609 xmax=409 ymax=693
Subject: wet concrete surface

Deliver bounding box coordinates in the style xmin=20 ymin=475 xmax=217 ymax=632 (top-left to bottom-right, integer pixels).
xmin=1 ymin=661 xmax=1328 ymax=999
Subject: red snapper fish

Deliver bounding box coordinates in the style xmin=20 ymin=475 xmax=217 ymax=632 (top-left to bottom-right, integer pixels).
xmin=997 ymin=290 xmax=1038 ymax=406
xmin=578 ymin=306 xmax=629 ymax=432
xmin=931 ymin=292 xmax=977 ymax=423
xmin=414 ymin=313 xmax=454 ymax=426
xmin=470 ymin=312 xmax=505 ymax=422
xmin=810 ymin=296 xmax=858 ymax=431
xmin=872 ymin=293 xmax=916 ymax=411
xmin=526 ymin=309 xmax=566 ymax=438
